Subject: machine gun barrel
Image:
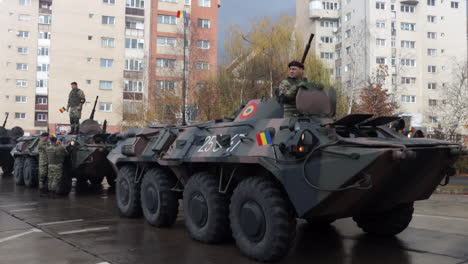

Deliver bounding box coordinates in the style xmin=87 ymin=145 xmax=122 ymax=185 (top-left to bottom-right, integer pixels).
xmin=89 ymin=96 xmax=99 ymax=120
xmin=2 ymin=113 xmax=9 ymax=128
xmin=301 ymin=34 xmax=315 ymax=64
xmin=103 ymin=120 xmax=107 ymax=134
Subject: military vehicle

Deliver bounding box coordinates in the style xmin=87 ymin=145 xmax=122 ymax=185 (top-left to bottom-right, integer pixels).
xmin=0 ymin=113 xmax=24 ymax=175
xmin=12 ymin=97 xmax=117 ymax=194
xmin=107 ymin=35 xmax=467 ymax=261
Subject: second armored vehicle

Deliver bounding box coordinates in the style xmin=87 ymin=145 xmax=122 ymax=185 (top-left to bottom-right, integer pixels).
xmin=0 ymin=113 xmax=24 ymax=175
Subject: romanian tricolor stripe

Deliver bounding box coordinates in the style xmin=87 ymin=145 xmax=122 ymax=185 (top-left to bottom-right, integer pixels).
xmin=256 ymin=131 xmax=273 ymax=146
xmin=177 ymin=10 xmax=186 ymax=18
xmin=59 ymin=107 xmax=66 ymax=113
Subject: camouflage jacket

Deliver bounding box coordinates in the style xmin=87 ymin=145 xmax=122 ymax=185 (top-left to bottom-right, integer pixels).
xmin=67 ymin=88 xmax=86 ymax=109
xmin=46 ymin=144 xmax=67 ymax=166
xmin=38 ymin=140 xmax=49 ymax=166
xmin=278 ymin=77 xmax=308 ymax=117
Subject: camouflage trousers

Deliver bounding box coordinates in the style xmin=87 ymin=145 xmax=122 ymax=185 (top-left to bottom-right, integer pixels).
xmin=47 ymin=164 xmax=63 ymax=192
xmin=283 ymin=104 xmax=299 ymax=118
xmin=38 ymin=164 xmax=48 ymax=190
xmin=69 ymin=107 xmax=82 ymax=133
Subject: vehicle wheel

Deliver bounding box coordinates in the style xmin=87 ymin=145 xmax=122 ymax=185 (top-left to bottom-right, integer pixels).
xmin=106 ymin=171 xmax=116 ymax=189
xmin=23 ymin=157 xmax=38 ymax=187
xmin=2 ymin=155 xmax=14 ymax=175
xmin=353 ymin=202 xmax=414 ymax=236
xmin=141 ymin=168 xmax=179 ymax=227
xmin=88 ymin=174 xmax=105 ymax=186
xmin=183 ymin=172 xmax=230 ymax=243
xmin=116 ymin=166 xmax=141 ymax=217
xmin=230 ymin=177 xmax=297 ymax=262
xmin=14 ymin=157 xmax=25 ymax=185
xmin=56 ymin=166 xmax=72 ymax=196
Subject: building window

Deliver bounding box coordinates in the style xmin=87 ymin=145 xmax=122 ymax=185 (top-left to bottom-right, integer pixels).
xmin=376 ymin=21 xmax=385 ymax=28
xmin=17 ymin=47 xmax=28 ymax=54
xmin=102 ymin=16 xmax=115 ymax=24
xmin=99 ymin=81 xmax=113 ymax=90
xmin=428 ymin=83 xmax=437 ymax=89
xmin=401 ymin=59 xmax=416 ymax=67
xmin=427 ymin=32 xmax=437 ymax=39
xmin=36 ymin=64 xmax=50 ymax=72
xmin=320 ymin=36 xmax=334 ymax=43
xmin=428 ymin=65 xmax=437 ymax=73
xmin=36 ymin=113 xmax=47 ymax=121
xmin=125 ymin=59 xmax=144 ymax=71
xmin=15 ymin=96 xmax=27 ymax=103
xmin=401 ymin=40 xmax=415 ymax=48
xmin=322 ymin=2 xmax=340 ymax=10
xmin=376 ymin=57 xmax=387 ymax=65
xmin=400 ymin=5 xmax=415 ymax=13
xmin=401 ymin=95 xmax=416 ymax=103
xmin=19 ymin=0 xmax=31 ymax=5
xmin=321 ymin=20 xmax=338 ymax=28
xmin=99 ymin=103 xmax=112 ymax=112
xmin=376 ymin=2 xmax=385 ymax=9
xmin=160 ymin=0 xmax=178 ymax=2
xmin=156 ymin=80 xmax=176 ymax=90
xmin=451 ymin=1 xmax=459 ymax=8
xmin=16 ymin=63 xmax=28 ymax=71
xmin=345 ymin=12 xmax=351 ymax=22
xmin=37 ymin=47 xmax=49 ymax=56
xmin=100 ymin=59 xmax=114 ymax=68
xmin=36 ymin=79 xmax=48 ymax=88
xmin=158 ymin=15 xmax=176 ymax=25
xmin=124 ymin=80 xmax=143 ymax=92
xmin=196 ymin=61 xmax=209 ymax=70
xmin=36 ymin=97 xmax=47 ymax=104
xmin=198 ymin=0 xmax=210 ymax=7
xmin=427 ymin=0 xmax=435 ymax=6
xmin=125 ymin=38 xmax=144 ymax=49
xmin=401 ymin=22 xmax=416 ymax=31
xmin=16 ymin=80 xmax=27 ymax=87
xmin=346 ymin=46 xmax=351 ymax=54
xmin=101 ymin=37 xmax=115 ymax=47
xmin=185 ymin=0 xmax=191 ymax=5
xmin=18 ymin=14 xmax=31 ymax=21
xmin=197 ymin=40 xmax=210 ymax=49
xmin=429 ymin=116 xmax=438 ymax=123
xmin=335 ymin=66 xmax=341 ymax=77
xmin=103 ymin=0 xmax=115 ymax=4
xmin=428 ymin=99 xmax=437 ymax=106
xmin=376 ymin=38 xmax=386 ymax=46
xmin=320 ymin=52 xmax=334 ymax=59
xmin=427 ymin=15 xmax=436 ymax=23
xmin=427 ymin=49 xmax=437 ymax=56
xmin=17 ymin=31 xmax=30 ymax=38
xmin=38 ymin=15 xmax=52 ymax=24
xmin=14 ymin=113 xmax=26 ymax=119
xmin=156 ymin=58 xmax=176 ymax=68
xmin=126 ymin=0 xmax=145 ymax=8
xmin=38 ymin=32 xmax=51 ymax=39
xmin=198 ymin=19 xmax=211 ymax=28
xmin=157 ymin=36 xmax=177 ymax=46
xmin=401 ymin=77 xmax=416 ymax=84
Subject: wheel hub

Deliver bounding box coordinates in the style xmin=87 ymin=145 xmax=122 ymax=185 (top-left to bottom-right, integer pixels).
xmin=189 ymin=192 xmax=208 ymax=227
xmin=240 ymin=200 xmax=266 ymax=242
xmin=145 ymin=185 xmax=159 ymax=213
xmin=119 ymin=179 xmax=130 ymax=205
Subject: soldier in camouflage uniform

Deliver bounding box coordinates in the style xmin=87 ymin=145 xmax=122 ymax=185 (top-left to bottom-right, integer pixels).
xmin=38 ymin=132 xmax=49 ymax=197
xmin=46 ymin=136 xmax=67 ymax=198
xmin=278 ymin=61 xmax=308 ymax=118
xmin=67 ymin=82 xmax=86 ymax=135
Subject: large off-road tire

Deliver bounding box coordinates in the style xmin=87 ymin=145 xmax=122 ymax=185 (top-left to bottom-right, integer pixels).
xmin=230 ymin=177 xmax=297 ymax=262
xmin=183 ymin=172 xmax=230 ymax=244
xmin=23 ymin=157 xmax=38 ymax=187
xmin=141 ymin=168 xmax=179 ymax=227
xmin=353 ymin=202 xmax=414 ymax=236
xmin=116 ymin=166 xmax=141 ymax=218
xmin=2 ymin=155 xmax=14 ymax=175
xmin=56 ymin=166 xmax=72 ymax=196
xmin=88 ymin=174 xmax=105 ymax=186
xmin=14 ymin=157 xmax=25 ymax=185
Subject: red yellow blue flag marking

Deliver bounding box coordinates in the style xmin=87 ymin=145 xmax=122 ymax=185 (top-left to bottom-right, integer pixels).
xmin=256 ymin=131 xmax=273 ymax=146
xmin=239 ymin=102 xmax=258 ymax=120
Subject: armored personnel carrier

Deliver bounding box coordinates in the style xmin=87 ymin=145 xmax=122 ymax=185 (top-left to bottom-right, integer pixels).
xmin=12 ymin=97 xmax=117 ymax=194
xmin=0 ymin=113 xmax=24 ymax=175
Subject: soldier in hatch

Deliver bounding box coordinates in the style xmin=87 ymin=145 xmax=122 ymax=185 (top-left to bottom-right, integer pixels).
xmin=67 ymin=82 xmax=86 ymax=134
xmin=277 ymin=61 xmax=308 ymax=118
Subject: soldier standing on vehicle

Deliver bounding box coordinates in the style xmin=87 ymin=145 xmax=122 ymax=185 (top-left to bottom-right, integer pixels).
xmin=46 ymin=136 xmax=67 ymax=198
xmin=278 ymin=61 xmax=308 ymax=118
xmin=67 ymin=82 xmax=86 ymax=135
xmin=38 ymin=132 xmax=49 ymax=197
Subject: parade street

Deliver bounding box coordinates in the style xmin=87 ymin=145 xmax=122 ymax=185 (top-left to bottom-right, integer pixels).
xmin=0 ymin=173 xmax=466 ymax=264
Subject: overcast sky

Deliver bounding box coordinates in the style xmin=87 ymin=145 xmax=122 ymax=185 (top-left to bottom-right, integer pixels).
xmin=217 ymin=0 xmax=295 ymax=61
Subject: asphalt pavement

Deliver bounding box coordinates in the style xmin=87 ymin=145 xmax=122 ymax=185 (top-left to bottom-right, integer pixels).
xmin=0 ymin=171 xmax=467 ymax=264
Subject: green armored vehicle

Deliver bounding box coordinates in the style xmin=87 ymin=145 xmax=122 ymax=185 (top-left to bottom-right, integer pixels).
xmin=12 ymin=97 xmax=117 ymax=194
xmin=0 ymin=113 xmax=24 ymax=175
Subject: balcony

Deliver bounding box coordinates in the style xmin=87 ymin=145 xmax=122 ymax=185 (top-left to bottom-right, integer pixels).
xmin=126 ymin=8 xmax=144 ymax=16
xmin=123 ymin=71 xmax=144 ymax=79
xmin=125 ymin=28 xmax=144 ymax=37
xmin=35 ymin=104 xmax=48 ymax=111
xmin=39 ymin=8 xmax=52 ymax=14
xmin=400 ymin=0 xmax=419 ymax=4
xmin=34 ymin=121 xmax=48 ymax=127
xmin=309 ymin=1 xmax=340 ymax=20
xmin=123 ymin=92 xmax=143 ymax=100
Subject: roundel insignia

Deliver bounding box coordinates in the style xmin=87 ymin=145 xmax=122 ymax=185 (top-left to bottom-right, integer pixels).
xmin=239 ymin=102 xmax=258 ymax=120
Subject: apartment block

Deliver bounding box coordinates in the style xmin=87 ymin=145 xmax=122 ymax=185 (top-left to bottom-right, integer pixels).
xmin=0 ymin=0 xmax=219 ymax=134
xmin=296 ymin=0 xmax=467 ymax=133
